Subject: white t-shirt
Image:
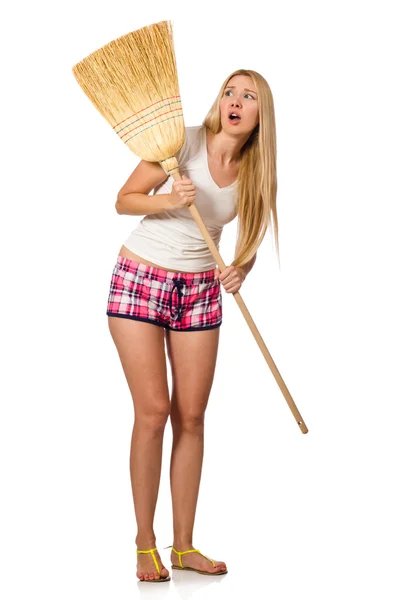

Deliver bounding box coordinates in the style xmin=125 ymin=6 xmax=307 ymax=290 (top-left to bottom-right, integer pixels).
xmin=122 ymin=124 xmax=238 ymax=272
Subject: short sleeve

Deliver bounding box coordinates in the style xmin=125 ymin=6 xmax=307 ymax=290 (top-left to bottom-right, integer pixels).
xmin=175 ymin=129 xmax=189 ymax=167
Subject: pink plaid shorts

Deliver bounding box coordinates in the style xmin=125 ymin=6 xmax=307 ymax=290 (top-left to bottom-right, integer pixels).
xmin=106 ymin=256 xmax=222 ymax=331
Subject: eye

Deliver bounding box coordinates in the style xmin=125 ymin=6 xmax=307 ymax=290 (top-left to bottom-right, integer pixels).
xmin=225 ymin=90 xmax=255 ymax=99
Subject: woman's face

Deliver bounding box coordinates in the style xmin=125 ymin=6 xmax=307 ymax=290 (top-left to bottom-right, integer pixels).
xmin=219 ymin=74 xmax=259 ymax=135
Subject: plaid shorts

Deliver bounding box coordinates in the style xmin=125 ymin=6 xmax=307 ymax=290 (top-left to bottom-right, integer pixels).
xmin=106 ymin=256 xmax=222 ymax=331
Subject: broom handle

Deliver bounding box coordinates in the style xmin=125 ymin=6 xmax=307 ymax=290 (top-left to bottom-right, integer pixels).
xmin=171 ymin=171 xmax=308 ymax=434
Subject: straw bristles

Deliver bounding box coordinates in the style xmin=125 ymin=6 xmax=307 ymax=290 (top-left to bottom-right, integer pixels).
xmin=72 ymin=20 xmax=185 ymax=173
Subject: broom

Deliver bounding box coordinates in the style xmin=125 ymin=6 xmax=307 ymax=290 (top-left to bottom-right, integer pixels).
xmin=72 ymin=20 xmax=308 ymax=435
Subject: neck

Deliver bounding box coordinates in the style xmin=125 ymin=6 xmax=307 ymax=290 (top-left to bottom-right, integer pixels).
xmin=205 ymin=127 xmax=248 ymax=165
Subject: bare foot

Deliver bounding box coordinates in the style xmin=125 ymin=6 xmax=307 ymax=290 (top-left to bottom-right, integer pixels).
xmin=170 ymin=545 xmax=227 ymax=574
xmin=136 ymin=548 xmax=169 ymax=582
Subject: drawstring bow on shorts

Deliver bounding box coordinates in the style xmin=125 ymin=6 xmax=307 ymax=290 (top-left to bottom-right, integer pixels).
xmin=169 ymin=277 xmax=187 ymax=322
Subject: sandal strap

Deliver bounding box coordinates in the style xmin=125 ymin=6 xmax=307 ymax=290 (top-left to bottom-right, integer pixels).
xmin=136 ymin=547 xmax=161 ymax=574
xmin=163 ymin=545 xmax=215 ymax=568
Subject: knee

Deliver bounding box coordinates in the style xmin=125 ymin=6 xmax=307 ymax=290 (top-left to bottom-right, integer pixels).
xmin=136 ymin=405 xmax=170 ymax=433
xmin=172 ymin=411 xmax=205 ymax=435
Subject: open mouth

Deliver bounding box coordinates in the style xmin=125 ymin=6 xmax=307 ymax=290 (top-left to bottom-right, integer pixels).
xmin=228 ymin=113 xmax=241 ymax=124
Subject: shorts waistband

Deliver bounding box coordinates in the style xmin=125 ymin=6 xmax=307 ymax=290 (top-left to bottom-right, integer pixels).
xmin=116 ymin=255 xmax=217 ymax=284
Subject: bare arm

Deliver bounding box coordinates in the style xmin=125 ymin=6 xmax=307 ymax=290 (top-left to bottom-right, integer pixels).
xmin=115 ymin=160 xmax=172 ymax=216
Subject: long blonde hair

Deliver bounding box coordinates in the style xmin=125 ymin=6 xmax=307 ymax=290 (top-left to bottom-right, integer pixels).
xmin=202 ymin=69 xmax=279 ymax=269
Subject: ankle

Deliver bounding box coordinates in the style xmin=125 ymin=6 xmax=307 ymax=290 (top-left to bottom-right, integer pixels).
xmin=172 ymin=539 xmax=194 ymax=551
xmin=135 ymin=533 xmax=157 ymax=549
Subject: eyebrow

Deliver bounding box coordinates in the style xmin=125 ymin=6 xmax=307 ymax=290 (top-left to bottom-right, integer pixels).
xmin=225 ymin=85 xmax=257 ymax=95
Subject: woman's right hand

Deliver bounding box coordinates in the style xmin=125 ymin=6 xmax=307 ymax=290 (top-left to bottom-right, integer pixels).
xmin=168 ymin=175 xmax=196 ymax=210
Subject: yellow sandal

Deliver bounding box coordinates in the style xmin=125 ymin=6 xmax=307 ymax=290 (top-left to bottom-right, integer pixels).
xmin=164 ymin=545 xmax=228 ymax=576
xmin=136 ymin=547 xmax=170 ymax=582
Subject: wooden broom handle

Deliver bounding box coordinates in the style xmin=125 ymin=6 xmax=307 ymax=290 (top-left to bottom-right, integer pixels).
xmin=172 ymin=171 xmax=308 ymax=434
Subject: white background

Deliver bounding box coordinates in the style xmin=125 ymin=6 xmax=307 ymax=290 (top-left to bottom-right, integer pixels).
xmin=1 ymin=0 xmax=396 ymax=598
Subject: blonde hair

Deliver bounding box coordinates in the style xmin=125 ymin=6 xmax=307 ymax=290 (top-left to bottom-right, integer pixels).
xmin=202 ymin=69 xmax=279 ymax=269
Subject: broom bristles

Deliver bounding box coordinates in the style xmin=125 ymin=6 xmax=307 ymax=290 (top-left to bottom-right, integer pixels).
xmin=72 ymin=20 xmax=185 ymax=173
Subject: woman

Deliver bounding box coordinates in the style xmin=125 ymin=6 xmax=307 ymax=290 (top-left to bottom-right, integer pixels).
xmin=106 ymin=69 xmax=279 ymax=582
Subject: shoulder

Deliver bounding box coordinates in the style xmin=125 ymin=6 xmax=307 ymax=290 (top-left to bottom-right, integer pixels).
xmin=176 ymin=124 xmax=204 ymax=163
xmin=186 ymin=124 xmax=203 ymax=136
xmin=183 ymin=124 xmax=203 ymax=146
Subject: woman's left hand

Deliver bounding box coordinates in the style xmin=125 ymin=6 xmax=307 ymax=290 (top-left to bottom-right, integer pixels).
xmin=214 ymin=265 xmax=246 ymax=294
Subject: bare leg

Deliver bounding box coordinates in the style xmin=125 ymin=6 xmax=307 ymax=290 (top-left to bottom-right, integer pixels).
xmin=108 ymin=316 xmax=170 ymax=581
xmin=165 ymin=327 xmax=227 ymax=574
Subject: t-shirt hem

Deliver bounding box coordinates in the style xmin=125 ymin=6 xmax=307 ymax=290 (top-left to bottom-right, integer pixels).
xmin=121 ymin=242 xmax=217 ymax=273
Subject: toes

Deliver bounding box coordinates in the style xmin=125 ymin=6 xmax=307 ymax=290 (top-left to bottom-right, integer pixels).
xmin=138 ymin=564 xmax=167 ymax=582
